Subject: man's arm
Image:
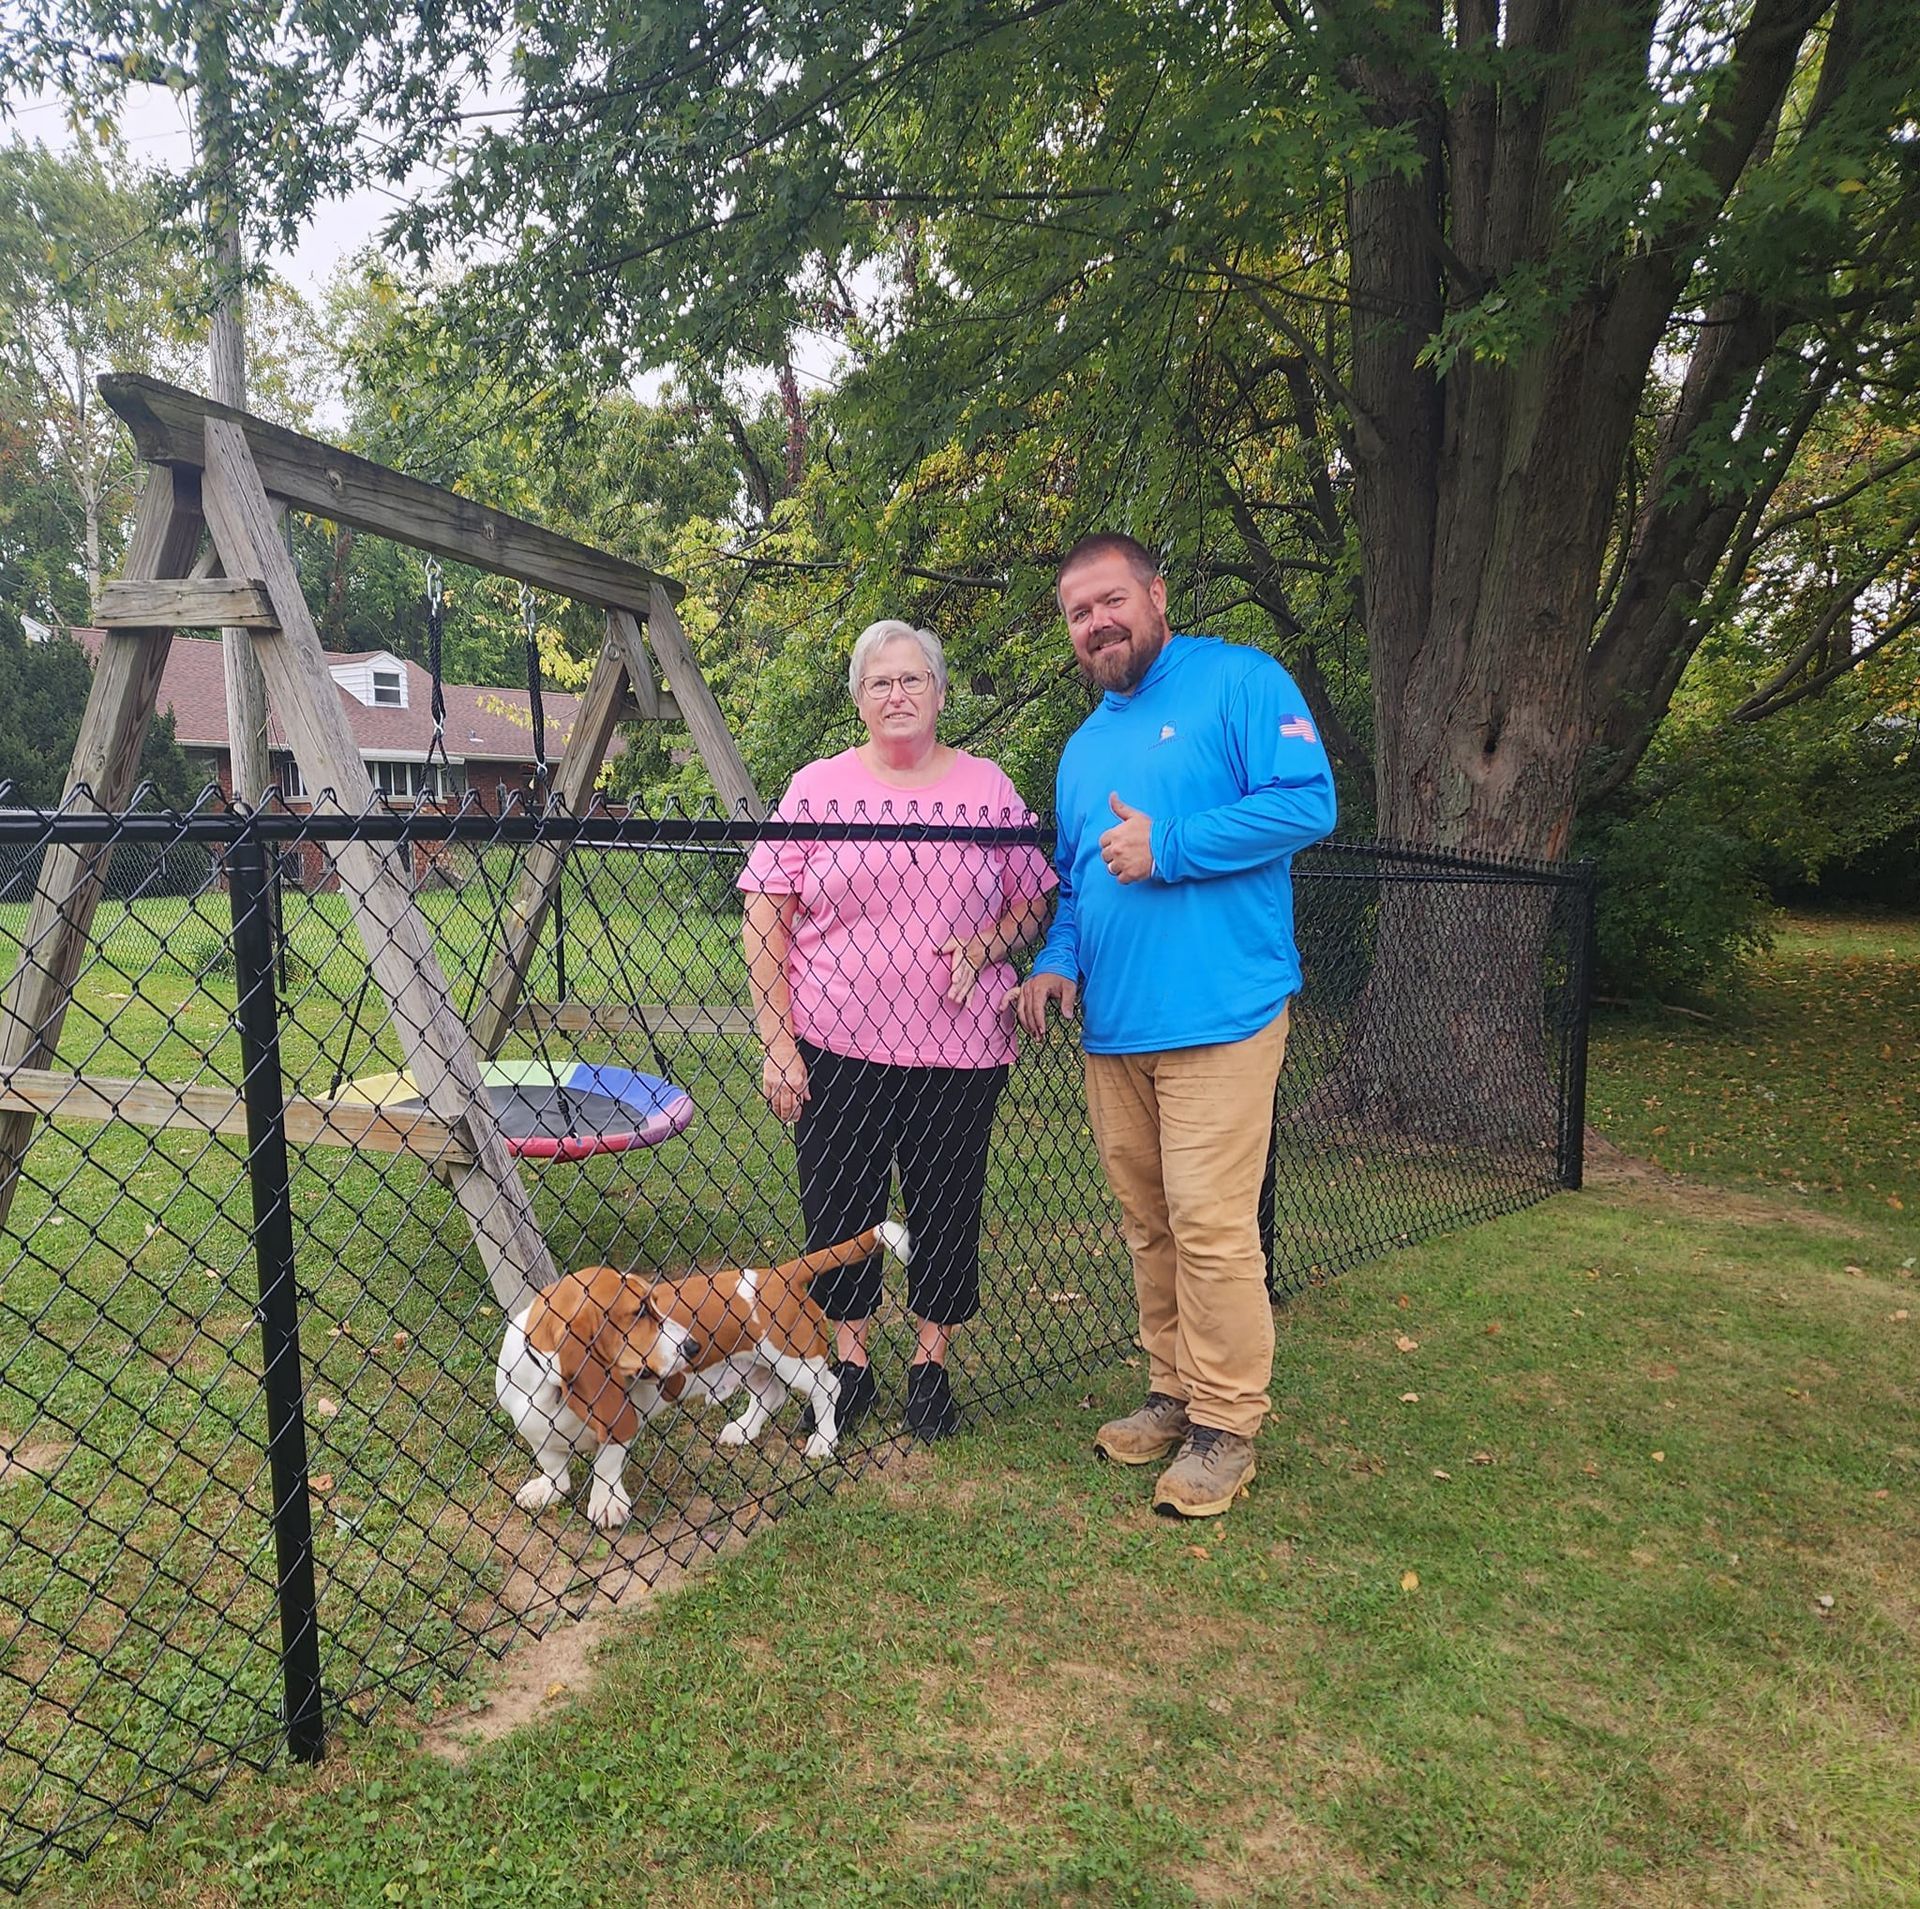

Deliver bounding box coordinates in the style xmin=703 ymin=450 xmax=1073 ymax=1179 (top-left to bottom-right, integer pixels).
xmin=1150 ymin=662 xmax=1335 ymax=880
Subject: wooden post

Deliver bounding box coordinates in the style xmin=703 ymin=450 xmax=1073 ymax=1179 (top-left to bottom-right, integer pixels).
xmin=198 ymin=417 xmax=553 ymax=1309
xmin=0 ymin=466 xmax=205 ymax=1234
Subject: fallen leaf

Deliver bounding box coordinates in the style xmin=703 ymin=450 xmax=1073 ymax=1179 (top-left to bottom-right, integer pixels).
xmin=1844 ymin=1264 xmax=1865 ymax=1276
xmin=1077 ymin=1395 xmax=1094 ymax=1410
xmin=1396 ymin=1294 xmax=1410 ymax=1310
xmin=1400 ymin=1391 xmax=1420 ymax=1403
xmin=1892 ymin=1311 xmax=1910 ymax=1323
xmin=1183 ymin=1544 xmax=1210 ymax=1561
xmin=315 ymin=1397 xmax=339 ymax=1419
xmin=1891 ymin=1195 xmax=1905 ymax=1211
xmin=310 ymin=1473 xmax=334 ymax=1493
xmin=1485 ymin=1321 xmax=1502 ymax=1337
xmin=1472 ymin=1451 xmax=1494 ymax=1465
xmin=1815 ymin=1594 xmax=1835 ymax=1613
xmin=1431 ymin=1469 xmax=1451 ymax=1481
xmin=392 ymin=1330 xmax=409 ymax=1349
xmin=1651 ymin=1451 xmax=1666 ymax=1463
xmin=1873 ymin=1489 xmax=1890 ymax=1500
xmin=545 ymin=1681 xmax=568 ymax=1700
xmin=1395 ymin=1334 xmax=1419 ymax=1353
xmin=1583 ymin=1462 xmax=1600 ymax=1477
xmin=1400 ymin=1569 xmax=1420 ymax=1592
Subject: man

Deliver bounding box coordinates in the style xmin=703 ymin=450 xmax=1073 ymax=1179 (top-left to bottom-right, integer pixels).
xmin=1010 ymin=533 xmax=1336 ymax=1518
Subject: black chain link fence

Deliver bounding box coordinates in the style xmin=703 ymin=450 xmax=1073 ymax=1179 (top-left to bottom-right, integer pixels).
xmin=0 ymin=791 xmax=1593 ymax=1891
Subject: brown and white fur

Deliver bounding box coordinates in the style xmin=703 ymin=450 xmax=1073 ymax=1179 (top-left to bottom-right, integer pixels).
xmin=495 ymin=1222 xmax=911 ymax=1529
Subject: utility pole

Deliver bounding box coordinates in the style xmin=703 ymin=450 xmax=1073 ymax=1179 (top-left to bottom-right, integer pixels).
xmin=200 ymin=12 xmax=271 ymax=805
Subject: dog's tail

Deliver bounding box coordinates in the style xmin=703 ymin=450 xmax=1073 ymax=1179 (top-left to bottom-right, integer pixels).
xmin=772 ymin=1222 xmax=912 ymax=1287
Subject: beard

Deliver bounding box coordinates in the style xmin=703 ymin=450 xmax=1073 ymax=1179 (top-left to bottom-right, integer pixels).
xmin=1084 ymin=619 xmax=1168 ymax=694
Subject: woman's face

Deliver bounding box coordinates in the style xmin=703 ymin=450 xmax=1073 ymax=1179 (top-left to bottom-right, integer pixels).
xmin=855 ymin=637 xmax=944 ymax=752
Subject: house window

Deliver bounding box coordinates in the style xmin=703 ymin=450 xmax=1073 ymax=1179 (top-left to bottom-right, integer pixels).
xmin=272 ymin=754 xmax=307 ymax=800
xmin=370 ymin=760 xmax=439 ymax=804
xmin=371 ymin=669 xmax=404 ymax=707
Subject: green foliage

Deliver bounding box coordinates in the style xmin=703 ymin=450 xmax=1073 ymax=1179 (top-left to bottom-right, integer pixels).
xmin=0 ymin=141 xmax=199 ymax=622
xmin=1580 ymin=793 xmax=1775 ymax=1006
xmin=0 ymin=607 xmax=199 ymax=809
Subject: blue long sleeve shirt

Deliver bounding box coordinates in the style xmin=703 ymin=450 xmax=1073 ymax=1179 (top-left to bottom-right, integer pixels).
xmin=1033 ymin=635 xmax=1336 ymax=1054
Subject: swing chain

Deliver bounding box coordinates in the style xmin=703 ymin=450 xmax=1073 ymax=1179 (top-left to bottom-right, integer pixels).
xmin=518 ymin=583 xmax=550 ymax=791
xmin=423 ymin=558 xmax=450 ymax=782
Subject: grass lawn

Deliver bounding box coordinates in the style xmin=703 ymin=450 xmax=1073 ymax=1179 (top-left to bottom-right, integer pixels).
xmin=16 ymin=911 xmax=1916 ymax=1906
xmin=1589 ymin=908 xmax=1919 ymax=1223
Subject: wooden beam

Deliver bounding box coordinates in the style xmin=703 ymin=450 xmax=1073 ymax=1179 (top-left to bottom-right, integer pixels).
xmin=94 ymin=578 xmax=277 ymax=629
xmin=608 ymin=608 xmax=660 ymax=719
xmin=468 ymin=627 xmax=638 ymax=1059
xmin=0 ymin=1067 xmax=474 ymax=1162
xmin=0 ymin=465 xmax=205 ymax=1237
xmin=101 ymin=374 xmax=684 ymax=612
xmin=199 ymin=416 xmax=554 ymax=1310
xmin=644 ymin=580 xmax=763 ymax=817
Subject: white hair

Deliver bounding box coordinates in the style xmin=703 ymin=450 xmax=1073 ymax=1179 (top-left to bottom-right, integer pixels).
xmin=847 ymin=620 xmax=947 ymax=702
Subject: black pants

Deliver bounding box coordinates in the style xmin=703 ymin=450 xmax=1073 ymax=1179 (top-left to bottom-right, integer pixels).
xmin=793 ymin=1040 xmax=1008 ymax=1328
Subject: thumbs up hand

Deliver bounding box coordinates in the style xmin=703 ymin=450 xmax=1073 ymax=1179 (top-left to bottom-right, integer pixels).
xmin=1099 ymin=792 xmax=1156 ymax=883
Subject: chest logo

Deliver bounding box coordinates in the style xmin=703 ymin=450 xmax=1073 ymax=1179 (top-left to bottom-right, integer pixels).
xmin=1156 ymin=724 xmax=1177 ymax=745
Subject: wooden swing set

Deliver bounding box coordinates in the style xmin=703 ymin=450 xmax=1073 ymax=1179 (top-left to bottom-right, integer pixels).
xmin=0 ymin=375 xmax=763 ymax=1310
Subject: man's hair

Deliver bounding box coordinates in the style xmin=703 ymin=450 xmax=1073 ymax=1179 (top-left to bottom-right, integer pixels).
xmin=1057 ymin=531 xmax=1161 ymax=588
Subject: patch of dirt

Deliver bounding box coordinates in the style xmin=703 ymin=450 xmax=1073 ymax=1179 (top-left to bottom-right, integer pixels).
xmin=1180 ymin=1801 xmax=1378 ymax=1903
xmin=419 ymin=1437 xmax=929 ymax=1763
xmin=1580 ymin=1133 xmax=1864 ymax=1235
xmin=0 ymin=1438 xmax=72 ymax=1485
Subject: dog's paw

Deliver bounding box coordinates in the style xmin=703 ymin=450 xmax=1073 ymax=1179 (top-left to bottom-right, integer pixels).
xmin=514 ymin=1475 xmax=566 ymax=1513
xmin=716 ymin=1419 xmax=752 ymax=1447
xmin=587 ymin=1485 xmax=632 ymax=1531
xmin=804 ymin=1432 xmax=836 ymax=1460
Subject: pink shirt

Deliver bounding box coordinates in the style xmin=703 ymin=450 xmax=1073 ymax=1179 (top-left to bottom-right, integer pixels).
xmin=738 ymin=749 xmax=1056 ymax=1067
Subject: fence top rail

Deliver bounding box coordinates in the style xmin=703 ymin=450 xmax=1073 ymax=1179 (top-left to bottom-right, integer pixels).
xmin=97 ymin=374 xmax=686 ymax=611
xmin=0 ymin=792 xmax=1595 ymax=886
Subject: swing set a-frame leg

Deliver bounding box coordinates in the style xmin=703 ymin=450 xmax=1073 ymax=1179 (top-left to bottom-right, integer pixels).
xmin=0 ymin=465 xmax=205 ymax=1237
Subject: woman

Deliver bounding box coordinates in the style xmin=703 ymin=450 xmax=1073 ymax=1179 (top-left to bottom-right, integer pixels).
xmin=739 ymin=620 xmax=1055 ymax=1440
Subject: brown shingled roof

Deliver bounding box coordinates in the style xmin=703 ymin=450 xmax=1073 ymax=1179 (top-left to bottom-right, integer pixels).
xmin=71 ymin=630 xmax=620 ymax=766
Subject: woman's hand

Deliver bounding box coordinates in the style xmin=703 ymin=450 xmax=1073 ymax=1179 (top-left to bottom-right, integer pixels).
xmin=940 ymin=935 xmax=987 ymax=1007
xmin=761 ymin=1040 xmax=810 ymax=1124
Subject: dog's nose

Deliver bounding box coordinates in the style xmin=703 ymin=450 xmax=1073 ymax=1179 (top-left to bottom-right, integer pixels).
xmin=680 ymin=1335 xmax=703 ymax=1364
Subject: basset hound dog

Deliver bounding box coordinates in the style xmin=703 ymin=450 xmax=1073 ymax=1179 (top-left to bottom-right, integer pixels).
xmin=495 ymin=1222 xmax=911 ymax=1530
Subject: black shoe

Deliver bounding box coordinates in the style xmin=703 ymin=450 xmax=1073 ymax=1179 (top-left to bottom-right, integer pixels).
xmin=802 ymin=1358 xmax=876 ymax=1436
xmin=904 ymin=1361 xmax=960 ymax=1441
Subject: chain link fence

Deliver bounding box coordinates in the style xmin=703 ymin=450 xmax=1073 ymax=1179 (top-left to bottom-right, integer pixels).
xmin=0 ymin=791 xmax=1593 ymax=1891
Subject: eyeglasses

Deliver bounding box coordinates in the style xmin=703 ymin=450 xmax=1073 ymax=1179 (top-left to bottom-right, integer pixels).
xmin=859 ymin=671 xmax=932 ymax=700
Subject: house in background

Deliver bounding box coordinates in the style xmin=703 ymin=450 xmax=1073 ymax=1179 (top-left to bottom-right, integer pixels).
xmin=74 ymin=628 xmax=619 ymax=807
xmin=73 ymin=628 xmax=623 ymax=885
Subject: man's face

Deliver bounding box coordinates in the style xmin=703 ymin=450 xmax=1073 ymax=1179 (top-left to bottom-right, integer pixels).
xmin=1059 ymin=551 xmax=1170 ymax=695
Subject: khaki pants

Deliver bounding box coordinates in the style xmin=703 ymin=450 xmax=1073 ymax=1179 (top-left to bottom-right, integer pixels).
xmin=1083 ymin=1009 xmax=1289 ymax=1440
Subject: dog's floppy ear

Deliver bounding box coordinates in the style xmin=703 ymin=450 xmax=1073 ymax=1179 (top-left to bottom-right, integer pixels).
xmin=551 ymin=1268 xmax=644 ymax=1444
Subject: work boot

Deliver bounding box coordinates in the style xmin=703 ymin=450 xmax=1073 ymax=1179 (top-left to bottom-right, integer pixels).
xmin=1093 ymin=1391 xmax=1191 ymax=1466
xmin=1152 ymin=1425 xmax=1257 ymax=1519
xmin=802 ymin=1358 xmax=876 ymax=1436
xmin=904 ymin=1360 xmax=960 ymax=1441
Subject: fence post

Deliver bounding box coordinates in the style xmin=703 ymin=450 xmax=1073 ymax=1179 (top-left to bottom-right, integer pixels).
xmin=1558 ymin=865 xmax=1599 ymax=1191
xmin=228 ymin=823 xmax=327 ymax=1763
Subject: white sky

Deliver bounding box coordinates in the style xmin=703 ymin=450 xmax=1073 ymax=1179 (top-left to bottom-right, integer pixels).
xmin=4 ymin=79 xmax=395 ymax=303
